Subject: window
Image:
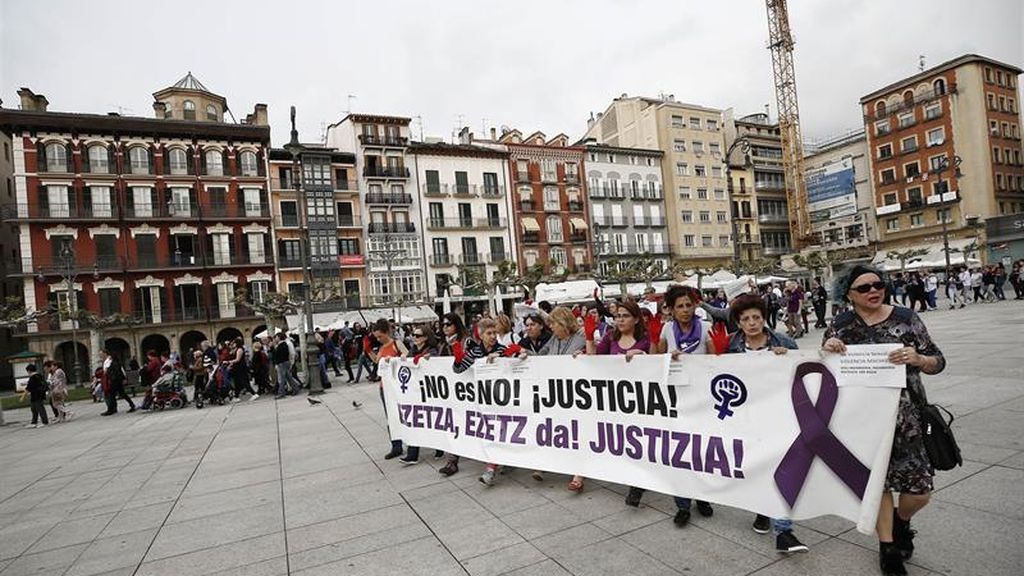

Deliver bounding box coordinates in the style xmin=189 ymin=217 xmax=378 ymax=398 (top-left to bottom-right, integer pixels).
xmin=711 ymin=166 xmax=722 ymax=178
xmin=205 ymin=150 xmax=223 ymax=176
xmin=898 ymin=112 xmax=915 ymax=128
xmin=907 ymin=187 xmax=922 ymax=204
xmin=279 ymin=200 xmax=298 ymax=227
xmin=129 ymin=147 xmax=149 ymax=174
xmin=985 ymin=67 xmax=993 ymax=83
xmin=900 ymin=136 xmax=917 ymax=153
xmin=875 ymin=101 xmax=887 ymax=117
xmin=987 ymin=93 xmax=996 ymax=110
xmin=183 ymin=100 xmax=196 ymax=120
xmin=697 ymin=188 xmax=708 ymax=200
xmin=719 ymin=235 xmax=729 ymax=247
xmin=701 ymin=235 xmax=713 ymax=247
xmin=676 ymin=162 xmax=688 ymax=176
xmin=681 ymin=210 xmax=693 ymax=223
xmin=875 ymin=119 xmax=890 ymax=135
xmin=910 ymin=213 xmax=923 ymax=227
xmin=167 ymin=148 xmax=187 ymax=175
xmin=671 ymin=115 xmax=684 ymax=128
xmin=699 ymin=211 xmax=710 ymax=223
xmin=709 ymin=142 xmax=721 ymax=155
xmin=98 ymin=288 xmax=121 ymax=316
xmin=716 ymin=211 xmax=727 ymax=223
xmin=904 ymin=163 xmax=920 ymax=178
xmin=886 ymin=218 xmax=898 ymax=232
xmin=692 ymin=141 xmax=705 ymax=154
xmin=541 ymin=159 xmax=557 ymax=181
xmin=883 ymin=193 xmax=898 ymax=206
xmin=933 ymin=78 xmax=946 ymax=95
xmin=550 ymin=248 xmax=567 ymax=270
xmin=713 ymin=188 xmax=725 ymax=200
xmin=928 ymin=155 xmax=945 ymax=172
xmin=880 ymin=168 xmax=896 ymax=184
xmin=45 ymin=143 xmax=68 ymax=172
xmin=924 ymin=102 xmax=941 ymax=120
xmin=926 ymin=128 xmax=944 ymax=147
xmin=689 ymin=117 xmax=701 ymax=129
xmin=679 ymin=186 xmax=691 ymax=199
xmin=88 ymin=144 xmax=109 ymax=171
xmin=634 ymin=234 xmax=647 ymax=252
xmin=673 ymin=139 xmax=686 ymax=152
xmin=546 ymin=215 xmax=563 ymax=242
xmin=707 ymin=119 xmax=719 ymax=131
xmin=996 ymin=173 xmax=1004 ymax=189
xmin=239 ymin=151 xmax=258 ymax=176
xmin=993 ymin=147 xmax=1001 ymax=163
xmin=683 ymin=234 xmax=695 ymax=247
xmin=999 ymin=96 xmax=1007 ymax=112
xmin=543 ymin=187 xmax=560 ymax=210
xmin=206 ymin=104 xmax=217 ymax=121
xmin=937 ymin=208 xmax=951 ymax=223
xmin=694 ymin=165 xmax=706 ymax=177
xmin=878 ymin=144 xmax=893 ymax=159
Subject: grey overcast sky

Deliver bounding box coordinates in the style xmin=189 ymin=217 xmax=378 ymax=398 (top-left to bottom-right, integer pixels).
xmin=1 ymin=0 xmax=1021 ymax=146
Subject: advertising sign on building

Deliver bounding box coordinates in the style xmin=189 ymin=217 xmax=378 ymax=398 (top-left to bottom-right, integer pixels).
xmin=806 ymin=158 xmax=857 ymax=228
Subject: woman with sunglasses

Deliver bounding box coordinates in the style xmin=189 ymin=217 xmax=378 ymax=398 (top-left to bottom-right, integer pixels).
xmin=437 ymin=313 xmax=470 ymax=476
xmin=822 ymin=265 xmax=946 ymax=576
xmin=395 ymin=325 xmax=442 ymax=465
xmin=452 ymin=317 xmax=522 ymax=486
xmin=723 ymin=293 xmax=808 ymax=555
xmin=625 ymin=285 xmax=717 ymax=526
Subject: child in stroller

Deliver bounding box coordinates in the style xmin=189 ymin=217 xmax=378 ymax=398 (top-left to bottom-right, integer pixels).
xmin=142 ymin=365 xmax=189 ymax=410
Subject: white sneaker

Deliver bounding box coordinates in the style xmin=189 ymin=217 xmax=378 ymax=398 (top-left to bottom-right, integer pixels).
xmin=25 ymin=423 xmax=37 ymax=428
xmin=479 ymin=469 xmax=495 ymax=486
xmin=231 ymin=398 xmax=240 ymax=403
xmin=249 ymin=394 xmax=260 ymax=401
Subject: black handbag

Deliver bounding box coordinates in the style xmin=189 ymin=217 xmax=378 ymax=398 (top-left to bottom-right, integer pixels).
xmin=918 ymin=402 xmax=962 ymax=471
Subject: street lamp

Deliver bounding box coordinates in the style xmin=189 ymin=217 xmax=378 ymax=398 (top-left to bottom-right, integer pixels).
xmin=282 ymin=106 xmax=323 ymax=395
xmin=723 ymin=137 xmax=751 ymax=273
xmin=42 ymin=244 xmax=99 ymax=387
xmin=934 ymin=155 xmax=963 ymax=272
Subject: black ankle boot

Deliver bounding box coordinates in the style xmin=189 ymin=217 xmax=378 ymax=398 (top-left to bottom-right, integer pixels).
xmin=892 ymin=509 xmax=915 ymax=560
xmin=879 ymin=541 xmax=908 ymax=576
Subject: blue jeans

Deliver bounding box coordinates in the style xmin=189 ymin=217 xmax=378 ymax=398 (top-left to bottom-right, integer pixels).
xmin=926 ymin=289 xmax=937 ymax=309
xmin=355 ymin=354 xmax=376 ymax=382
xmin=772 ymin=517 xmax=792 ymax=534
xmin=275 ymin=362 xmax=301 ymax=395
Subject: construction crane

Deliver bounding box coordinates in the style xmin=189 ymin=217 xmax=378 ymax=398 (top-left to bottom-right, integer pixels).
xmin=765 ymin=0 xmax=811 ymax=247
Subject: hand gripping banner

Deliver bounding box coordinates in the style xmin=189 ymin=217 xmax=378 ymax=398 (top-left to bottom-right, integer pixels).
xmin=382 ymin=345 xmax=905 ymax=533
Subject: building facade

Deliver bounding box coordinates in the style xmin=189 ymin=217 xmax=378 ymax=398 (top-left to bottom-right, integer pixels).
xmin=1 ymin=128 xmax=23 ymax=387
xmin=327 ymin=115 xmax=425 ymax=307
xmin=860 ymin=54 xmax=1024 ymax=252
xmin=498 ymin=130 xmax=592 ymax=275
xmin=267 ymin=146 xmax=362 ymax=307
xmin=409 ymin=137 xmax=516 ymax=313
xmin=580 ymin=142 xmax=669 ymax=274
xmin=803 ymin=129 xmax=877 ymax=253
xmin=584 ymin=95 xmax=733 ymax=266
xmin=0 ymin=76 xmax=275 ymax=381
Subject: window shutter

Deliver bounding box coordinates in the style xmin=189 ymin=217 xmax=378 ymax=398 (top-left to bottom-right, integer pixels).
xmin=234 ymin=150 xmax=242 ymax=176
xmin=36 ymin=142 xmax=47 ymax=173
xmin=150 ymin=188 xmax=158 ymax=215
xmin=107 ymin=146 xmax=117 ymax=174
xmin=256 ymin=151 xmax=266 ymax=176
xmin=264 ymin=234 xmax=272 ymax=261
xmin=68 ymin=185 xmax=78 ymax=217
xmin=65 ymin=144 xmax=73 ymax=172
xmin=82 ymin=186 xmax=92 ymax=215
xmin=39 ymin=185 xmax=49 ymax=211
xmin=201 ymin=150 xmax=208 ymax=175
xmin=242 ymin=233 xmax=250 ymax=262
xmin=187 ymin=146 xmax=196 ymax=175
xmin=125 ymin=186 xmax=135 ymax=212
xmin=162 ymin=146 xmax=171 ymax=175
xmin=159 ymin=287 xmax=168 ymax=318
xmin=81 ymin=145 xmax=91 ymax=174
xmin=205 ymin=232 xmax=214 ymax=261
xmin=148 ymin=147 xmax=155 ymax=175
xmin=222 ymin=151 xmax=229 ymax=175
xmin=189 ymin=187 xmax=198 ymax=213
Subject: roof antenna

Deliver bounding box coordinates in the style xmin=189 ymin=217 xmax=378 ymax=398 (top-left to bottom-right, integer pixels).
xmin=346 ymin=94 xmax=356 ymax=114
xmin=414 ymin=115 xmax=424 ymax=141
xmin=918 ymin=55 xmax=926 ymax=72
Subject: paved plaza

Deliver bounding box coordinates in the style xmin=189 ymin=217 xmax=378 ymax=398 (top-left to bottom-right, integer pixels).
xmin=0 ymin=300 xmax=1022 ymax=576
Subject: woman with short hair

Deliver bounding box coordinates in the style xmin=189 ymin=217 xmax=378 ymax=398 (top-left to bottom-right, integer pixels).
xmin=822 ymin=265 xmax=946 ymax=576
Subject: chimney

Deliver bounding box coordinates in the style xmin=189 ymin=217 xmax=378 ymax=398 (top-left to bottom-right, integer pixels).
xmin=458 ymin=126 xmax=471 ymax=145
xmin=489 ymin=127 xmax=497 ymax=140
xmin=250 ymin=103 xmax=269 ymax=126
xmin=587 ymin=111 xmax=595 ymax=129
xmin=153 ymin=101 xmax=167 ymax=118
xmin=17 ymin=88 xmax=48 ymax=112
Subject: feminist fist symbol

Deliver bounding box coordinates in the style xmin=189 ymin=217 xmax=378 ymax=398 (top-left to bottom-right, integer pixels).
xmin=711 ymin=374 xmax=748 ymax=420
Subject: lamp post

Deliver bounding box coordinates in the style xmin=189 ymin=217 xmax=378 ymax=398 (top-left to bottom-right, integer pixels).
xmin=282 ymin=106 xmax=323 ymax=395
xmin=50 ymin=244 xmax=98 ymax=387
xmin=935 ymin=155 xmax=963 ymax=272
xmin=723 ymin=137 xmax=750 ymax=274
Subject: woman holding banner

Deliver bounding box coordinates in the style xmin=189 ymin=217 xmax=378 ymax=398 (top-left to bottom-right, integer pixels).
xmin=438 ymin=313 xmax=470 ymax=477
xmin=724 ymin=293 xmax=809 ymax=554
xmin=397 ymin=325 xmax=442 ymax=466
xmin=823 ymin=265 xmax=946 ymax=576
xmin=623 ymin=285 xmax=717 ymax=527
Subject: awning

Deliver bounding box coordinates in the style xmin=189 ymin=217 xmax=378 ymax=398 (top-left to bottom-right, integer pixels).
xmin=521 ymin=217 xmax=540 ymax=232
xmin=871 ymin=237 xmax=980 ymax=271
xmin=570 ymin=217 xmax=588 ymax=231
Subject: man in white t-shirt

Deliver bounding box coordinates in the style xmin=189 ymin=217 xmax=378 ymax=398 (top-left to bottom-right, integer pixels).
xmin=970 ymin=268 xmax=984 ymax=302
xmin=923 ymin=272 xmax=938 ymax=310
xmin=958 ymin=268 xmax=972 ymax=307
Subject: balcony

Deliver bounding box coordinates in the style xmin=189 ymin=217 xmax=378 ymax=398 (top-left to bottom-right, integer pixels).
xmin=516 ymin=171 xmax=530 ymax=182
xmin=520 ymin=199 xmax=536 ymax=211
xmin=427 ymin=217 xmax=507 ymax=230
xmin=481 ymin=185 xmax=504 ymax=198
xmin=278 ymin=256 xmax=303 ymax=269
xmin=1 ymin=203 xmax=120 ymax=221
xmin=335 ymin=180 xmax=359 ymax=193
xmin=522 ymin=232 xmax=541 ymax=244
xmin=543 ymin=202 xmax=561 ymax=213
xmin=541 ymin=172 xmax=558 ymax=183
xmin=365 ymin=193 xmax=413 ymax=205
xmin=565 ymin=174 xmax=580 ymax=185
xmin=429 ymin=254 xmax=455 ymax=267
xmin=452 ymin=184 xmax=476 ymax=198
xmin=569 ymin=233 xmax=588 ymax=243
xmin=368 ymin=222 xmax=416 ymax=234
xmin=336 ymin=216 xmax=362 ymax=228
xmin=459 ymin=253 xmax=485 ymax=265
xmin=758 ymin=213 xmax=788 ymax=224
xmin=18 ymin=255 xmax=126 ymax=275
xmin=358 ymin=134 xmax=408 ymax=147
xmin=487 ymin=252 xmax=510 ymax=264
xmin=568 ymin=201 xmax=583 ymax=212
xmin=754 ymin=183 xmax=786 ymax=193
xmin=422 ymin=184 xmax=448 ymax=198
xmin=363 ymin=165 xmax=410 ymax=179
xmin=763 ymin=246 xmax=789 ymax=256
xmin=589 ymin=187 xmax=606 ymax=199
xmin=203 ymin=202 xmax=271 ymax=219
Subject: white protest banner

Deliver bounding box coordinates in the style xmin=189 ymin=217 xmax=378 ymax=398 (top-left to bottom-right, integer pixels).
xmin=381 ymin=344 xmax=904 ymax=533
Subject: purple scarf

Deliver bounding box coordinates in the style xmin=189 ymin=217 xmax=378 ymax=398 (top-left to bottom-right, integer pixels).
xmin=672 ymin=320 xmax=702 ymax=354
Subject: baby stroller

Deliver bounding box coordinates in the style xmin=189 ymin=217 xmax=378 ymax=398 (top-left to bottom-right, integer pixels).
xmin=197 ymin=362 xmax=232 ymax=407
xmin=148 ymin=371 xmax=189 ymax=410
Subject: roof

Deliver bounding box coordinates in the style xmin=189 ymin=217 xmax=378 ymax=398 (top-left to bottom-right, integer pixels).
xmin=860 ymin=53 xmax=1023 ymax=103
xmin=0 ymin=108 xmax=268 ymax=142
xmin=268 ymin=147 xmax=355 ymax=164
xmin=578 ymin=141 xmax=663 ymax=157
xmin=172 ymin=72 xmax=211 ymax=92
xmin=5 ymin=350 xmax=46 ymax=360
xmin=407 ymin=141 xmax=509 ymax=159
xmin=340 ymin=113 xmax=411 ymax=126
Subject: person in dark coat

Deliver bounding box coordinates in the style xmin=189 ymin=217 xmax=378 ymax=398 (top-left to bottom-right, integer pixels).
xmin=101 ymin=348 xmax=136 ymax=415
xmin=21 ymin=364 xmax=49 ymax=427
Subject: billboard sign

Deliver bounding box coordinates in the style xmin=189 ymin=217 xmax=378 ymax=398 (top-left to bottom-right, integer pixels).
xmin=806 ymin=159 xmax=857 ymax=229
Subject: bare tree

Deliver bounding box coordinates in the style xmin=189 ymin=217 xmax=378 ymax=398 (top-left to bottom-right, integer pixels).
xmin=670 ymin=264 xmax=724 ymax=291
xmin=886 ymin=248 xmax=929 ymax=273
xmin=234 ymin=283 xmax=343 ymax=334
xmin=0 ymin=296 xmax=48 ymax=329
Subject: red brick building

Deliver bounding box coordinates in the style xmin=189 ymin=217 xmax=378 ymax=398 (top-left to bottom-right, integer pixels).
xmin=497 ymin=130 xmax=592 ymax=275
xmin=0 ymin=75 xmax=274 ymax=379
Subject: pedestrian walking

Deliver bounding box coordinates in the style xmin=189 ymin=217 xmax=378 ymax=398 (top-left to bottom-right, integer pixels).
xmin=100 ymin=348 xmax=136 ymax=415
xmin=21 ymin=364 xmax=49 ymax=428
xmin=45 ymin=360 xmax=70 ymax=422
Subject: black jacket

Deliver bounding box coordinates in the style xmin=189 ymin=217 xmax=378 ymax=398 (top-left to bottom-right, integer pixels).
xmin=272 ymin=341 xmax=291 ymax=365
xmin=26 ymin=373 xmax=48 ymax=401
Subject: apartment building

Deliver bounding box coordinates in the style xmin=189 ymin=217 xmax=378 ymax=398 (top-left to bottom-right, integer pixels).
xmin=803 ymin=129 xmax=877 ymax=252
xmin=580 ymin=141 xmax=669 ymax=274
xmin=584 ymin=95 xmax=732 ymax=266
xmin=409 ymin=136 xmax=516 ymax=315
xmin=861 ymin=54 xmax=1024 ymax=251
xmin=0 ymin=75 xmax=274 ymax=379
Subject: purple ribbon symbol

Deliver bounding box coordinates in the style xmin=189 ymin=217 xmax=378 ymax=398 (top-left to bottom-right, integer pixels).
xmin=774 ymin=362 xmax=870 ymax=508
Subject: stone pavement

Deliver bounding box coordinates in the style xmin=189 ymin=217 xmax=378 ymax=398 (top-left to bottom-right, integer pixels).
xmin=1 ymin=299 xmax=1022 ymax=576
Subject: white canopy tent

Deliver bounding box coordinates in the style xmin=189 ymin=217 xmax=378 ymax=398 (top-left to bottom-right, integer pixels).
xmin=871 ymin=238 xmax=980 ymax=272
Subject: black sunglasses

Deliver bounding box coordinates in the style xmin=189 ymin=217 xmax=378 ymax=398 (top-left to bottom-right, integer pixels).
xmin=442 ymin=321 xmax=452 ymax=326
xmin=413 ymin=332 xmax=425 ymax=337
xmin=851 ymin=281 xmax=886 ymax=294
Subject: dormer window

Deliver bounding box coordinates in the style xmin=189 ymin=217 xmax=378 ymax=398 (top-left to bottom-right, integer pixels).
xmin=183 ymin=100 xmax=196 ymax=120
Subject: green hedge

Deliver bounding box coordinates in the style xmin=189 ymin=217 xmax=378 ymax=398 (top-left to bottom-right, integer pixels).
xmin=1 ymin=386 xmax=97 ymax=411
